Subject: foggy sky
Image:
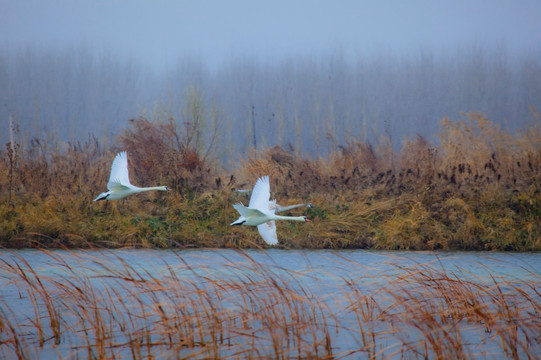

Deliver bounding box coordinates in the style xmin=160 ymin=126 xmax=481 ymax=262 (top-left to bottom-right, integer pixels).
xmin=2 ymin=0 xmax=540 ymax=72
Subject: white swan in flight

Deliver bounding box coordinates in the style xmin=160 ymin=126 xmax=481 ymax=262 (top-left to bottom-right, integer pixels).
xmin=270 ymin=200 xmax=314 ymax=213
xmin=230 ymin=175 xmax=310 ymax=245
xmin=236 ymin=189 xmax=314 ymax=213
xmin=93 ymin=151 xmax=168 ymax=201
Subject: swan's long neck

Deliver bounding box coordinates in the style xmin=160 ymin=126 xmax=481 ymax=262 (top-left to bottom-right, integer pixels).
xmin=272 ymin=215 xmax=307 ymax=221
xmin=135 ymin=186 xmax=168 ymax=193
xmin=275 ymin=204 xmax=308 ymax=213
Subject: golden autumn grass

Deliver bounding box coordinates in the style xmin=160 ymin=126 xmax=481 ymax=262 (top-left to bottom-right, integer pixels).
xmin=0 ymin=112 xmax=540 ymax=250
xmin=0 ymin=249 xmax=539 ymax=359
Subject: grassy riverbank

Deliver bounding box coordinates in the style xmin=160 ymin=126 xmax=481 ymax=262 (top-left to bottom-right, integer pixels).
xmin=1 ymin=113 xmax=540 ymax=250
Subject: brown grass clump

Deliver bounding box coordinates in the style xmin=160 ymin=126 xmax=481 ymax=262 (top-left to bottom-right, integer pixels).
xmin=6 ymin=135 xmax=104 ymax=199
xmin=234 ymin=113 xmax=540 ymax=250
xmin=238 ymin=141 xmax=386 ymax=198
xmin=116 ymin=116 xmax=220 ymax=194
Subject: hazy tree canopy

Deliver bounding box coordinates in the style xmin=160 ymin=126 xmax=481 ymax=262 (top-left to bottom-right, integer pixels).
xmin=1 ymin=46 xmax=540 ymax=160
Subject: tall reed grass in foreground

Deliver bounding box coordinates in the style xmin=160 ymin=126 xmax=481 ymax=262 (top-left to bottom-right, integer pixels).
xmin=0 ymin=112 xmax=540 ymax=250
xmin=0 ymin=250 xmax=539 ymax=359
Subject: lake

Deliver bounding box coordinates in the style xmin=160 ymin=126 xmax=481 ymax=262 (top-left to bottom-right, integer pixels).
xmin=1 ymin=249 xmax=539 ymax=359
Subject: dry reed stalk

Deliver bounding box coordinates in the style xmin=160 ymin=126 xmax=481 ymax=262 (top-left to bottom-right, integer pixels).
xmin=0 ymin=305 xmax=30 ymax=359
xmin=339 ymin=257 xmax=541 ymax=359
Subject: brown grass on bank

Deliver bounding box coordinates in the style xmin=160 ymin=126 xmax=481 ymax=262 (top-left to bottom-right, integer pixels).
xmin=0 ymin=112 xmax=540 ymax=250
xmin=239 ymin=112 xmax=541 ymax=250
xmin=2 ymin=135 xmax=105 ymax=199
xmin=115 ymin=117 xmax=220 ymax=194
xmin=0 ymin=250 xmax=539 ymax=359
xmin=240 ymin=112 xmax=540 ymax=199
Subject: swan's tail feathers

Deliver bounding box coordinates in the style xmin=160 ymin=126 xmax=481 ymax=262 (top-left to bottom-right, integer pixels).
xmin=232 ymin=202 xmax=249 ymax=217
xmin=257 ymin=221 xmax=278 ymax=245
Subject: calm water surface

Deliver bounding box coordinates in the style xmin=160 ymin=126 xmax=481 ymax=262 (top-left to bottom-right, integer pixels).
xmin=3 ymin=248 xmax=539 ymax=277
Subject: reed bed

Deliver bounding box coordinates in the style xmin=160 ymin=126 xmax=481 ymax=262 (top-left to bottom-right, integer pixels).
xmin=0 ymin=249 xmax=539 ymax=359
xmin=0 ymin=112 xmax=540 ymax=250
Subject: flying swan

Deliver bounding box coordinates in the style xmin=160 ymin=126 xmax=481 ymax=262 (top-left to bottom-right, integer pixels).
xmin=236 ymin=189 xmax=314 ymax=213
xmin=93 ymin=151 xmax=168 ymax=201
xmin=270 ymin=200 xmax=314 ymax=213
xmin=230 ymin=175 xmax=311 ymax=245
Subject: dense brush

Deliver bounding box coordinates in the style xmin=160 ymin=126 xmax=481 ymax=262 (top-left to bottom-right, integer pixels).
xmin=1 ymin=112 xmax=540 ymax=250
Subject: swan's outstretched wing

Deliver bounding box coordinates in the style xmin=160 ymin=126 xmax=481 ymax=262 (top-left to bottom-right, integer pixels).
xmin=257 ymin=221 xmax=278 ymax=245
xmin=233 ymin=203 xmax=267 ymax=218
xmin=249 ymin=176 xmax=270 ymax=212
xmin=107 ymin=151 xmax=132 ymax=191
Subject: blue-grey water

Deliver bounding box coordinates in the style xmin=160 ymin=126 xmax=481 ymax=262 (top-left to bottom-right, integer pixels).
xmin=0 ymin=249 xmax=539 ymax=359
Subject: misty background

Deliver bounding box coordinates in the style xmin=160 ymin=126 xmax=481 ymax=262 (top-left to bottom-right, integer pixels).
xmin=2 ymin=0 xmax=540 ymax=163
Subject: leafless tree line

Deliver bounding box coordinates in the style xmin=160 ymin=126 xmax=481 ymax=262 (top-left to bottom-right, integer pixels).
xmin=1 ymin=45 xmax=540 ymax=161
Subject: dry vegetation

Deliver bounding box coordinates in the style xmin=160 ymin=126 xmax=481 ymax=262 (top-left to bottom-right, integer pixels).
xmin=0 ymin=112 xmax=540 ymax=250
xmin=0 ymin=249 xmax=539 ymax=359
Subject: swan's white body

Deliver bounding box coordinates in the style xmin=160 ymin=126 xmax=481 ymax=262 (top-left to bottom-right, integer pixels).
xmin=93 ymin=151 xmax=168 ymax=201
xmin=230 ymin=176 xmax=310 ymax=245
